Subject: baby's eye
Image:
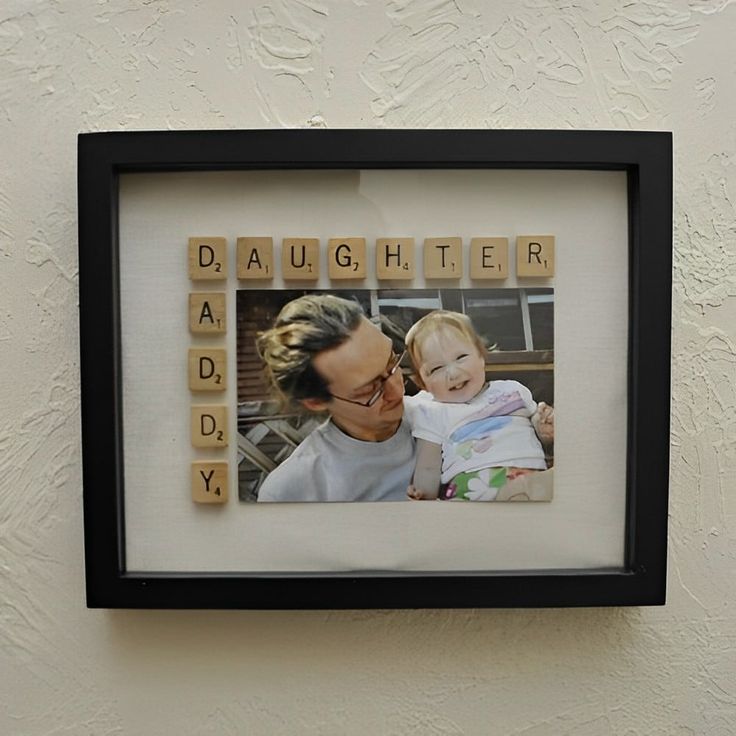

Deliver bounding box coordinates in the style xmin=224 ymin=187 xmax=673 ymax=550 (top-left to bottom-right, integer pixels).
xmin=456 ymin=354 xmax=468 ymax=360
xmin=429 ymin=366 xmax=442 ymax=375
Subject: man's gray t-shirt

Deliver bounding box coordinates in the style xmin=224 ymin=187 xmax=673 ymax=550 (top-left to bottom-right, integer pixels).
xmin=257 ymin=419 xmax=416 ymax=502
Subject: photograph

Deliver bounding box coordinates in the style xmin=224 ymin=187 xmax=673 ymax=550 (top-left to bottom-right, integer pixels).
xmin=237 ymin=287 xmax=554 ymax=503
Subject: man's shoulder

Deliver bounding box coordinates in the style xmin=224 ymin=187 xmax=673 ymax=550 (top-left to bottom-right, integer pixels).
xmin=256 ymin=421 xmax=331 ymax=502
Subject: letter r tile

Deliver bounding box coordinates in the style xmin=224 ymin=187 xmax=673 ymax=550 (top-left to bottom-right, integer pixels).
xmin=516 ymin=235 xmax=555 ymax=277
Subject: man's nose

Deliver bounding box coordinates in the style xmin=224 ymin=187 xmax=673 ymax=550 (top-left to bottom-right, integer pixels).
xmin=382 ymin=368 xmax=405 ymax=400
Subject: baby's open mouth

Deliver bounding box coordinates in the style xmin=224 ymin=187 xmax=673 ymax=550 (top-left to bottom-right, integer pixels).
xmin=449 ymin=381 xmax=468 ymax=391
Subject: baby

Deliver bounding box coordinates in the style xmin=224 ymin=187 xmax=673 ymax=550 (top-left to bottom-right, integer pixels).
xmin=403 ymin=310 xmax=554 ymax=501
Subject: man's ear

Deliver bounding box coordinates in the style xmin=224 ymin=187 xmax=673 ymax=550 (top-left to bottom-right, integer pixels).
xmin=301 ymin=397 xmax=329 ymax=413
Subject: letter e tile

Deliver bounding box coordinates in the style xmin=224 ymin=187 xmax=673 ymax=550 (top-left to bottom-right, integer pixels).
xmin=470 ymin=238 xmax=509 ymax=280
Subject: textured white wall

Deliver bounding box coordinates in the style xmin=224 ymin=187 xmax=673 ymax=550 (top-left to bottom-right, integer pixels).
xmin=1 ymin=1 xmax=734 ymax=733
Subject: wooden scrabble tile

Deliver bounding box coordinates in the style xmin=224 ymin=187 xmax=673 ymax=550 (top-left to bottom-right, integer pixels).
xmin=328 ymin=238 xmax=367 ymax=280
xmin=376 ymin=238 xmax=415 ymax=280
xmin=424 ymin=237 xmax=462 ymax=279
xmin=191 ymin=405 xmax=228 ymax=448
xmin=470 ymin=237 xmax=509 ymax=280
xmin=191 ymin=461 xmax=229 ymax=504
xmin=188 ymin=348 xmax=227 ymax=392
xmin=516 ymin=235 xmax=555 ymax=277
xmin=189 ymin=292 xmax=226 ymax=334
xmin=237 ymin=237 xmax=274 ymax=280
xmin=188 ymin=237 xmax=227 ymax=280
xmin=282 ymin=238 xmax=319 ymax=280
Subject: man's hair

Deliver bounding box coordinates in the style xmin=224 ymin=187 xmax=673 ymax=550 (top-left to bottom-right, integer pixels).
xmin=405 ymin=310 xmax=488 ymax=389
xmin=257 ymin=294 xmax=365 ymax=410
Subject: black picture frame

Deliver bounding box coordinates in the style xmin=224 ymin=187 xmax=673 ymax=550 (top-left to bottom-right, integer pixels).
xmin=78 ymin=129 xmax=672 ymax=609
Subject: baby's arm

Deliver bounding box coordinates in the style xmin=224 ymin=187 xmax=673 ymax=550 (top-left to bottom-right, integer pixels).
xmin=531 ymin=401 xmax=554 ymax=446
xmin=407 ymin=438 xmax=442 ymax=500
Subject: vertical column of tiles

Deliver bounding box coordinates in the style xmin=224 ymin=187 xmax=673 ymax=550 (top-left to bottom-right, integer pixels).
xmin=189 ymin=236 xmax=229 ymax=504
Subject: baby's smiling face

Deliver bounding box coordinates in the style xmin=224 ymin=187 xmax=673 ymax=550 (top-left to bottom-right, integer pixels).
xmin=416 ymin=328 xmax=486 ymax=403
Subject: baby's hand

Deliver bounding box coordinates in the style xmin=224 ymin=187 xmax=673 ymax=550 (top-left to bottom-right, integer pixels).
xmin=532 ymin=402 xmax=554 ymax=445
xmin=407 ymin=485 xmax=433 ymax=500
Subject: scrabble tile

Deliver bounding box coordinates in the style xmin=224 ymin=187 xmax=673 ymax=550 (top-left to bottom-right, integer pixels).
xmin=516 ymin=235 xmax=555 ymax=277
xmin=191 ymin=461 xmax=229 ymax=504
xmin=424 ymin=237 xmax=462 ymax=279
xmin=282 ymin=238 xmax=319 ymax=280
xmin=189 ymin=292 xmax=226 ymax=334
xmin=376 ymin=238 xmax=415 ymax=280
xmin=188 ymin=237 xmax=227 ymax=280
xmin=191 ymin=405 xmax=228 ymax=448
xmin=328 ymin=238 xmax=367 ymax=280
xmin=237 ymin=237 xmax=274 ymax=280
xmin=470 ymin=238 xmax=509 ymax=280
xmin=188 ymin=348 xmax=227 ymax=392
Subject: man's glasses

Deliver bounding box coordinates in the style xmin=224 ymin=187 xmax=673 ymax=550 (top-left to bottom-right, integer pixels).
xmin=328 ymin=350 xmax=406 ymax=408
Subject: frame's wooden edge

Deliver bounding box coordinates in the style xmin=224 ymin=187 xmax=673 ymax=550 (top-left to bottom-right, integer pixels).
xmin=77 ymin=129 xmax=673 ymax=610
xmin=78 ymin=136 xmax=126 ymax=602
xmin=77 ymin=129 xmax=671 ymax=170
xmin=86 ymin=568 xmax=665 ymax=610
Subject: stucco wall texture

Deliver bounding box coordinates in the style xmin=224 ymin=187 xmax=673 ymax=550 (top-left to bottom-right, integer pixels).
xmin=1 ymin=1 xmax=734 ymax=734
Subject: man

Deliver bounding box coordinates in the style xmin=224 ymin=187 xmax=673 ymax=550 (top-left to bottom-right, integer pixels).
xmin=255 ymin=294 xmax=416 ymax=502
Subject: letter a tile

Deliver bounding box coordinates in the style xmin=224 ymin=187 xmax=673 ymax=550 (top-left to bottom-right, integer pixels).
xmin=237 ymin=237 xmax=274 ymax=280
xmin=189 ymin=292 xmax=226 ymax=334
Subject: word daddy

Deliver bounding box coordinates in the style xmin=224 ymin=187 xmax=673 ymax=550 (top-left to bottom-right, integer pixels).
xmin=187 ymin=235 xmax=555 ymax=281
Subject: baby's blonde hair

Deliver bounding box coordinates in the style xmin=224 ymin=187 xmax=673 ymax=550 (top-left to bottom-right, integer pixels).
xmin=405 ymin=310 xmax=488 ymax=388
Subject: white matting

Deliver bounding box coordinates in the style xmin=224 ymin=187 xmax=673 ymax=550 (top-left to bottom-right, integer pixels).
xmin=119 ymin=169 xmax=628 ymax=573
